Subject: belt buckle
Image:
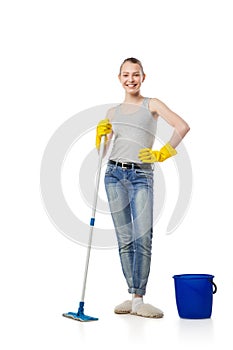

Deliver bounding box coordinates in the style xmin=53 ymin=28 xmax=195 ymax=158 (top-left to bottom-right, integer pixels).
xmin=121 ymin=162 xmax=128 ymax=169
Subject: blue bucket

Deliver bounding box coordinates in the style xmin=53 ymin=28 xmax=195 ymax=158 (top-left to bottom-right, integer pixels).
xmin=173 ymin=274 xmax=217 ymax=319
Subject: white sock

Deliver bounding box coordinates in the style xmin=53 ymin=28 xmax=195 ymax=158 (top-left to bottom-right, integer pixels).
xmin=132 ymin=297 xmax=143 ymax=313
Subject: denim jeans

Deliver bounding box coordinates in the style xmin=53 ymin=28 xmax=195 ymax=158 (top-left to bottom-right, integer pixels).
xmin=104 ymin=162 xmax=154 ymax=296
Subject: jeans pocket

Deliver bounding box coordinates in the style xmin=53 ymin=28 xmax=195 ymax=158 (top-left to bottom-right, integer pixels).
xmin=105 ymin=164 xmax=115 ymax=176
xmin=134 ymin=169 xmax=153 ymax=179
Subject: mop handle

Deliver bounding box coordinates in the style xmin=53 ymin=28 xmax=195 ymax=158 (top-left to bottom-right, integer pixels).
xmin=80 ymin=135 xmax=106 ymax=302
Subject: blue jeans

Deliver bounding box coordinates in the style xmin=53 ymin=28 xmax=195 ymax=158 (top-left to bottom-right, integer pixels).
xmin=104 ymin=162 xmax=154 ymax=296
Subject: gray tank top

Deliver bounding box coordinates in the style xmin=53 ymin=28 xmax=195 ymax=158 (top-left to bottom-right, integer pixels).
xmin=109 ymin=97 xmax=157 ymax=163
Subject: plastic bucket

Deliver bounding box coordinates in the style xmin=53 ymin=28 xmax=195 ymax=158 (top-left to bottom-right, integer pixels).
xmin=173 ymin=274 xmax=217 ymax=319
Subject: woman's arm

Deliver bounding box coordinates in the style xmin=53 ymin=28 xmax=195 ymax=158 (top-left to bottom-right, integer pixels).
xmin=149 ymin=98 xmax=190 ymax=148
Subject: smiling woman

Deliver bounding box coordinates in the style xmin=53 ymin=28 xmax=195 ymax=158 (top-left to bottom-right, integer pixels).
xmin=95 ymin=57 xmax=190 ymax=319
xmin=118 ymin=57 xmax=146 ymax=97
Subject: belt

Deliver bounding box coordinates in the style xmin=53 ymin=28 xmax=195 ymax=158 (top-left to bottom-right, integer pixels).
xmin=108 ymin=159 xmax=152 ymax=170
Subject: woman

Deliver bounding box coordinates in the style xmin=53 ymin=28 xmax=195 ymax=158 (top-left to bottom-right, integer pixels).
xmin=96 ymin=58 xmax=190 ymax=318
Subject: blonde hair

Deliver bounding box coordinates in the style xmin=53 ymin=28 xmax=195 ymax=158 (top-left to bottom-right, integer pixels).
xmin=119 ymin=57 xmax=145 ymax=75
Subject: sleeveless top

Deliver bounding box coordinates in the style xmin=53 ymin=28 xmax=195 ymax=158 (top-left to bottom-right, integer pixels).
xmin=109 ymin=97 xmax=157 ymax=163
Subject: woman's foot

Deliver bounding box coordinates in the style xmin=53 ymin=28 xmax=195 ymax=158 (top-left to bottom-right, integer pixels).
xmin=114 ymin=298 xmax=164 ymax=318
xmin=114 ymin=300 xmax=132 ymax=314
xmin=131 ymin=303 xmax=164 ymax=318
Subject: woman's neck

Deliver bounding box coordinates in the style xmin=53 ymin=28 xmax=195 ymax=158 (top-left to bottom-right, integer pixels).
xmin=123 ymin=93 xmax=144 ymax=105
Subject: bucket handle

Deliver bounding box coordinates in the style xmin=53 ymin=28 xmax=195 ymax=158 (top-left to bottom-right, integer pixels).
xmin=210 ymin=280 xmax=217 ymax=294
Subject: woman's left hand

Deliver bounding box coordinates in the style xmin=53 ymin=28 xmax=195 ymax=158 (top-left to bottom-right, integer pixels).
xmin=138 ymin=143 xmax=177 ymax=163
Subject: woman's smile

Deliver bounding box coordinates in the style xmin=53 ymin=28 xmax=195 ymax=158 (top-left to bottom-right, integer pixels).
xmin=126 ymin=83 xmax=138 ymax=88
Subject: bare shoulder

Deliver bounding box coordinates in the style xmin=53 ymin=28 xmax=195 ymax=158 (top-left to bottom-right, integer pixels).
xmin=148 ymin=97 xmax=166 ymax=119
xmin=149 ymin=97 xmax=169 ymax=114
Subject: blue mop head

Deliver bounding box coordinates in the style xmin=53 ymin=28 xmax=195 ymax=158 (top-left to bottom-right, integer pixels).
xmin=63 ymin=302 xmax=98 ymax=322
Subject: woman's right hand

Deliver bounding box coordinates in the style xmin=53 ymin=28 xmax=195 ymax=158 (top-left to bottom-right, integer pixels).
xmin=96 ymin=118 xmax=112 ymax=149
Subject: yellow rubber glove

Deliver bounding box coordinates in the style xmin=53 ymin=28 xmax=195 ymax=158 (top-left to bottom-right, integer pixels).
xmin=138 ymin=143 xmax=177 ymax=163
xmin=96 ymin=118 xmax=112 ymax=149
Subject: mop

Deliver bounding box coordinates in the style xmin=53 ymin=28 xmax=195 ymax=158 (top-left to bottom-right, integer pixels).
xmin=63 ymin=135 xmax=106 ymax=322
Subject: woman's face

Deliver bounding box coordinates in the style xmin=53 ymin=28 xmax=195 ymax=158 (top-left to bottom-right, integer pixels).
xmin=118 ymin=62 xmax=145 ymax=94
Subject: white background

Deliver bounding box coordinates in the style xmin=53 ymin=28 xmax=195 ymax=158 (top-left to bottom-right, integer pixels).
xmin=1 ymin=0 xmax=233 ymax=349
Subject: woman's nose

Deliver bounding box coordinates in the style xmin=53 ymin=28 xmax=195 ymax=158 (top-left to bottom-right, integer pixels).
xmin=128 ymin=75 xmax=134 ymax=82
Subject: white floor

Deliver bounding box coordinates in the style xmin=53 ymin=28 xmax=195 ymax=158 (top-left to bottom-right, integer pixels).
xmin=2 ymin=227 xmax=232 ymax=350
